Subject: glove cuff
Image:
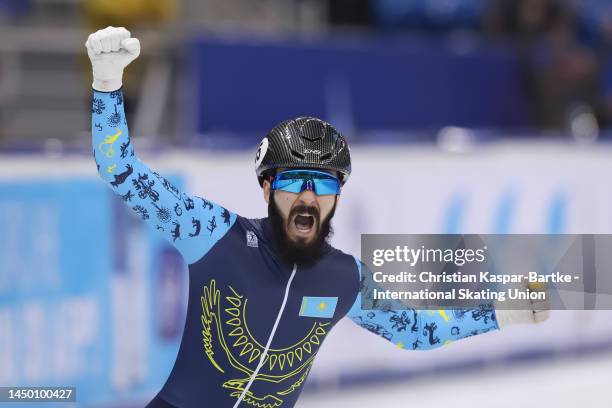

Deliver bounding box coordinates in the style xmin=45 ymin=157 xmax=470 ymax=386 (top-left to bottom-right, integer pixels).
xmin=92 ymin=77 xmax=122 ymax=93
xmin=495 ymin=309 xmax=535 ymax=328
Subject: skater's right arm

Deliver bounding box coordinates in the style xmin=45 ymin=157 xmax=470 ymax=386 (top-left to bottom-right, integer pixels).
xmin=86 ymin=26 xmax=236 ymax=264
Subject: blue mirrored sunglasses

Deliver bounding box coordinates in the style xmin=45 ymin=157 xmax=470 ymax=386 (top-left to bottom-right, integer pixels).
xmin=271 ymin=169 xmax=341 ymax=196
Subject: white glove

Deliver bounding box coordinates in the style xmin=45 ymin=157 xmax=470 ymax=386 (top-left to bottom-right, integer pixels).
xmin=85 ymin=26 xmax=141 ymax=92
xmin=496 ymin=281 xmax=550 ymax=328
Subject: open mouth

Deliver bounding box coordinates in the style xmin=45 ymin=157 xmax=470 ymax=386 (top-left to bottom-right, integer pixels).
xmin=293 ymin=213 xmax=316 ymax=233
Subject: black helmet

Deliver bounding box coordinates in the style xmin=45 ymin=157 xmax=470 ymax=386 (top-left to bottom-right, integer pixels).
xmin=255 ymin=117 xmax=351 ymax=187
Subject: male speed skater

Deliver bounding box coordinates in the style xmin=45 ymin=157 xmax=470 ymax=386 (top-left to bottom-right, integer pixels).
xmin=86 ymin=26 xmax=549 ymax=408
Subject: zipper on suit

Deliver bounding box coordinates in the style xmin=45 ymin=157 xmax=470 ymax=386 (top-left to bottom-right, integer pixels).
xmin=232 ymin=264 xmax=298 ymax=407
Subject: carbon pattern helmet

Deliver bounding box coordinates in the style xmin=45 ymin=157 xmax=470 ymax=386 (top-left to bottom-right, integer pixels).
xmin=255 ymin=117 xmax=351 ymax=187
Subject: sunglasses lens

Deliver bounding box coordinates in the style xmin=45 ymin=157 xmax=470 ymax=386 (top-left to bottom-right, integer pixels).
xmin=272 ymin=170 xmax=340 ymax=195
xmin=272 ymin=177 xmax=303 ymax=193
xmin=313 ymin=178 xmax=340 ymax=195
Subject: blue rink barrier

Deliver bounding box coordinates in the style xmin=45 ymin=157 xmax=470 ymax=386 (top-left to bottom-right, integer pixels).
xmin=0 ymin=178 xmax=188 ymax=407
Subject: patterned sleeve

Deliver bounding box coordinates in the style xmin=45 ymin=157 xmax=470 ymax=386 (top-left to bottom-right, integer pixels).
xmin=346 ymin=257 xmax=499 ymax=350
xmin=91 ymin=88 xmax=237 ymax=264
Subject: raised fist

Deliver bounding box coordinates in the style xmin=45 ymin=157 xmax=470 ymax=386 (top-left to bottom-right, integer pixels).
xmin=85 ymin=26 xmax=140 ymax=92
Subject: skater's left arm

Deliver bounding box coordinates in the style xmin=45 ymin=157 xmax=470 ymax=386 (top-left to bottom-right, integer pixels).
xmin=345 ymin=257 xmax=549 ymax=350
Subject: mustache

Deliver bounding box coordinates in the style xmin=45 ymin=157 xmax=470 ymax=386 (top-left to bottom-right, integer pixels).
xmin=289 ymin=204 xmax=319 ymax=218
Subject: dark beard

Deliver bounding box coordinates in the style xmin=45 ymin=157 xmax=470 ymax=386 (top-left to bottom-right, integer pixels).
xmin=268 ymin=191 xmax=336 ymax=268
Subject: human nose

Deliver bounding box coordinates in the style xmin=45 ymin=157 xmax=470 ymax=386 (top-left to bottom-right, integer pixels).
xmin=297 ymin=189 xmax=317 ymax=206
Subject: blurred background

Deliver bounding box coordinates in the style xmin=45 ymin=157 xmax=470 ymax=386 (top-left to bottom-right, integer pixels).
xmin=1 ymin=0 xmax=612 ymax=407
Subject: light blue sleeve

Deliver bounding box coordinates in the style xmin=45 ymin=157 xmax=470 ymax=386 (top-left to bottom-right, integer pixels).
xmin=91 ymin=89 xmax=237 ymax=264
xmin=346 ymin=257 xmax=500 ymax=350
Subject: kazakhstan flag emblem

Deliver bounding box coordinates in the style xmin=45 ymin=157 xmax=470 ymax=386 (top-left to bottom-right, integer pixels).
xmin=299 ymin=296 xmax=338 ymax=318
